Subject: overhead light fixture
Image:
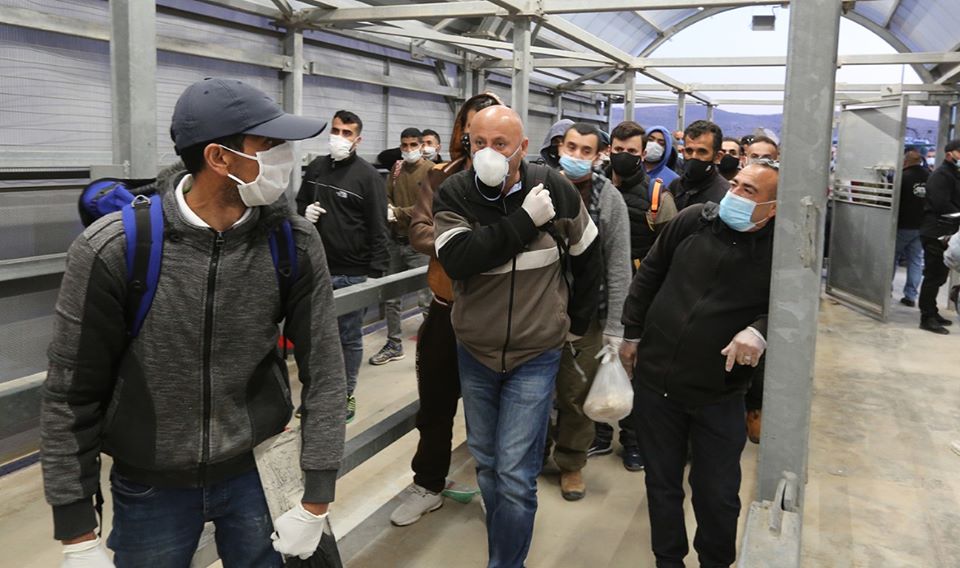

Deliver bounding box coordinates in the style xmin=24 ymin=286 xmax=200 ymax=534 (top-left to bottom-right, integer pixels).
xmin=752 ymin=14 xmax=776 ymax=31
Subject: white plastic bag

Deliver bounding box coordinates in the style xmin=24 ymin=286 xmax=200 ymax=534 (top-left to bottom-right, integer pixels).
xmin=583 ymin=344 xmax=634 ymax=423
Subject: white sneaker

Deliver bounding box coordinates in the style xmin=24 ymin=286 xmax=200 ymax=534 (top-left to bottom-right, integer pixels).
xmin=951 ymin=440 xmax=960 ymax=457
xmin=390 ymin=485 xmax=443 ymax=526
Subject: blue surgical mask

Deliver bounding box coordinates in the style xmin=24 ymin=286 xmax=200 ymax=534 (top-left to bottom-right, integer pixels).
xmin=559 ymin=154 xmax=593 ymax=180
xmin=718 ymin=191 xmax=775 ymax=232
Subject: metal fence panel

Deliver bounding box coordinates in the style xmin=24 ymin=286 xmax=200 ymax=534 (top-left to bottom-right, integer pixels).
xmin=826 ymin=100 xmax=906 ymax=320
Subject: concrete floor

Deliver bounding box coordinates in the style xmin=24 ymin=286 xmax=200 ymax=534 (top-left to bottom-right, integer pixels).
xmin=2 ymin=268 xmax=959 ymax=567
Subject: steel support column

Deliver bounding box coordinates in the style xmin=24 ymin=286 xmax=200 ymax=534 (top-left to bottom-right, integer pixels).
xmin=552 ymin=92 xmax=563 ymax=123
xmin=706 ymin=103 xmax=715 ymax=122
xmin=512 ymin=18 xmax=532 ymax=125
xmin=676 ymin=92 xmax=687 ymax=133
xmin=757 ymin=0 xmax=842 ymax=509
xmin=109 ymin=0 xmax=157 ymax=178
xmin=283 ymin=29 xmax=305 ymax=198
xmin=606 ymin=95 xmax=615 ymax=130
xmin=624 ymin=69 xmax=636 ymax=122
xmin=936 ymin=104 xmax=953 ymax=165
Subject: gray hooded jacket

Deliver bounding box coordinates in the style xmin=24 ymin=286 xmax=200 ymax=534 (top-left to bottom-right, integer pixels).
xmin=41 ymin=166 xmax=346 ymax=540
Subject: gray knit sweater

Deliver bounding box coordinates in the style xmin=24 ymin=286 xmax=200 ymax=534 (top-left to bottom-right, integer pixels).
xmin=593 ymin=174 xmax=632 ymax=338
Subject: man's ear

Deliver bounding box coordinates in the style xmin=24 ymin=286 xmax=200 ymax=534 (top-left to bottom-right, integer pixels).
xmin=204 ymin=144 xmax=232 ymax=177
xmin=520 ymin=137 xmax=529 ymax=158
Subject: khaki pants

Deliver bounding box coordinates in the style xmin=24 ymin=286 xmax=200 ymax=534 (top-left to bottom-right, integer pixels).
xmin=549 ymin=319 xmax=603 ymax=473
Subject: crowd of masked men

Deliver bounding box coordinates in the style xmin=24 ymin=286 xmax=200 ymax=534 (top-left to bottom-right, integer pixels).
xmin=49 ymin=78 xmax=868 ymax=568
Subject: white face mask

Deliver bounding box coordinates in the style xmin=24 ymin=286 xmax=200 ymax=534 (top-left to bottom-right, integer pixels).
xmin=644 ymin=141 xmax=665 ymax=163
xmin=473 ymin=144 xmax=522 ymax=188
xmin=423 ymin=146 xmax=438 ymax=158
xmin=329 ymin=135 xmax=354 ymax=161
xmin=402 ymin=149 xmax=422 ymax=164
xmin=220 ymin=142 xmax=295 ymax=207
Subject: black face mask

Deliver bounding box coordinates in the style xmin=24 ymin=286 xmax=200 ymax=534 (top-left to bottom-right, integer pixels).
xmin=719 ymin=154 xmax=740 ymax=175
xmin=461 ymin=133 xmax=471 ymax=156
xmin=610 ymin=152 xmax=643 ymax=178
xmin=683 ymin=158 xmax=715 ymax=183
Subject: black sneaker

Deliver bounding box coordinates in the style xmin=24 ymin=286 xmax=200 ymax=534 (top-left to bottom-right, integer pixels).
xmin=899 ymin=297 xmax=916 ymax=307
xmin=920 ymin=317 xmax=950 ymax=335
xmin=587 ymin=437 xmax=613 ymax=458
xmin=934 ymin=314 xmax=953 ymax=326
xmin=622 ymin=445 xmax=644 ymax=472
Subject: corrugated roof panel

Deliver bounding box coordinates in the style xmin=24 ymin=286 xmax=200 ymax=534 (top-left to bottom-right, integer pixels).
xmin=563 ymin=12 xmax=659 ymax=55
xmin=889 ymin=0 xmax=960 ymax=53
xmin=641 ymin=8 xmax=702 ymax=31
xmin=851 ymin=0 xmax=899 ymax=26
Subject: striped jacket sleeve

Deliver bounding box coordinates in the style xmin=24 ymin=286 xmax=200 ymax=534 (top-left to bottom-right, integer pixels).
xmin=433 ymin=182 xmax=540 ymax=280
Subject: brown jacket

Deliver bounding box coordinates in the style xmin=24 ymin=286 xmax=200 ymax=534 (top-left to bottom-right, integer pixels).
xmin=410 ymin=158 xmax=466 ymax=302
xmin=387 ymin=158 xmax=433 ymax=238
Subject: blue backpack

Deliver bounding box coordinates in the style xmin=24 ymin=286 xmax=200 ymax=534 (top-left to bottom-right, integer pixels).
xmin=78 ymin=177 xmax=298 ymax=338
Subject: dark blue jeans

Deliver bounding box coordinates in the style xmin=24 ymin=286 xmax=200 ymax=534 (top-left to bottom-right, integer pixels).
xmin=894 ymin=229 xmax=923 ymax=302
xmin=458 ymin=345 xmax=560 ymax=568
xmin=107 ymin=468 xmax=281 ymax=568
xmin=634 ymin=385 xmax=747 ymax=568
xmin=331 ymin=274 xmax=367 ymax=396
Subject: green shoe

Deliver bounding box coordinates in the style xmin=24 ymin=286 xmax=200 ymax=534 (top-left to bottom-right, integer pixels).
xmin=346 ymin=396 xmax=356 ymax=424
xmin=442 ymin=479 xmax=481 ymax=504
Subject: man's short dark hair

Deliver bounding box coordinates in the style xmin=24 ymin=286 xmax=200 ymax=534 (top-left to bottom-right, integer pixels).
xmin=722 ymin=136 xmax=741 ymax=146
xmin=564 ymin=122 xmax=603 ymax=151
xmin=334 ymin=110 xmax=362 ymax=134
xmin=945 ymin=139 xmax=960 ymax=153
xmin=611 ymin=121 xmax=646 ymax=144
xmin=749 ymin=136 xmax=779 ymax=150
xmin=180 ymin=133 xmax=245 ymax=176
xmin=422 ymin=129 xmax=441 ymax=143
xmin=400 ymin=127 xmax=423 ymax=140
xmin=684 ymin=120 xmax=723 ymax=153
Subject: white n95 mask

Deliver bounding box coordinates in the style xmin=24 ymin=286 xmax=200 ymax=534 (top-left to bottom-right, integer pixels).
xmin=329 ymin=135 xmax=354 ymax=161
xmin=473 ymin=144 xmax=522 ymax=188
xmin=220 ymin=142 xmax=295 ymax=207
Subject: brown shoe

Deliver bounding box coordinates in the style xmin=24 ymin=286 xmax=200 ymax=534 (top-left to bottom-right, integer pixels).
xmin=560 ymin=470 xmax=585 ymax=501
xmin=746 ymin=410 xmax=762 ymax=444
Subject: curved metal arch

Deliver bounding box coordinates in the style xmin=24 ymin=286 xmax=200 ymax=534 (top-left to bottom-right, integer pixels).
xmin=633 ymin=6 xmax=935 ymax=84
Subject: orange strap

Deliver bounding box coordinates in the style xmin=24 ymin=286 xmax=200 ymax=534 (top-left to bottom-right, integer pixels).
xmin=650 ymin=178 xmax=663 ymax=215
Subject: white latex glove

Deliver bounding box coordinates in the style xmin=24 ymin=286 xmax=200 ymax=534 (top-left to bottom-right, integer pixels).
xmin=720 ymin=327 xmax=766 ymax=372
xmin=521 ymin=183 xmax=555 ymax=227
xmin=271 ymin=503 xmax=328 ymax=560
xmin=603 ymin=334 xmax=623 ymax=350
xmin=304 ymin=202 xmax=326 ymax=223
xmin=62 ymin=536 xmax=114 ymax=568
xmin=387 ymin=205 xmax=397 ymax=223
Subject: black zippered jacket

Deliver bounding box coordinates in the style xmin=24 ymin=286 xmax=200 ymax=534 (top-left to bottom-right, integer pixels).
xmin=297 ymin=153 xmax=390 ymax=277
xmin=670 ymin=169 xmax=729 ymax=211
xmin=920 ymin=161 xmax=960 ymax=238
xmin=622 ymin=204 xmax=772 ymax=406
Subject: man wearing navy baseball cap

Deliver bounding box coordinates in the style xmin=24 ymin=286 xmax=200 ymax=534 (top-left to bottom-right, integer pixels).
xmin=41 ymin=77 xmax=346 ymax=567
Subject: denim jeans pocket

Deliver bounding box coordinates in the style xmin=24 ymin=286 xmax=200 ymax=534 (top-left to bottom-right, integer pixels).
xmin=111 ymin=471 xmax=157 ymax=499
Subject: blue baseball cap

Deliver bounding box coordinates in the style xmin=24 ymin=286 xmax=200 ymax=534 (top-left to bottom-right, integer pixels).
xmin=170 ymin=77 xmax=327 ymax=154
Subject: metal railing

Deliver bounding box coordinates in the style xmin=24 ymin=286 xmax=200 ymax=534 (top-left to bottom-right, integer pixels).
xmin=0 ymin=266 xmax=429 ymax=469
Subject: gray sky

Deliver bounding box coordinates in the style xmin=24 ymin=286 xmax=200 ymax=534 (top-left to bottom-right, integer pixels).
xmin=638 ymin=6 xmax=935 ymax=120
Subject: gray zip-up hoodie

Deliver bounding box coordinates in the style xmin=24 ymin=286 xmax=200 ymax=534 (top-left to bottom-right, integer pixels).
xmin=41 ymin=166 xmax=346 ymax=540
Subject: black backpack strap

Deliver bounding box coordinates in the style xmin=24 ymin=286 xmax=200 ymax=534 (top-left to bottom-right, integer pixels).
xmin=120 ymin=194 xmax=164 ymax=338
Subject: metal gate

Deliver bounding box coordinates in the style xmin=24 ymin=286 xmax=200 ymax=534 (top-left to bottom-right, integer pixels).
xmin=826 ymin=99 xmax=907 ymax=321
